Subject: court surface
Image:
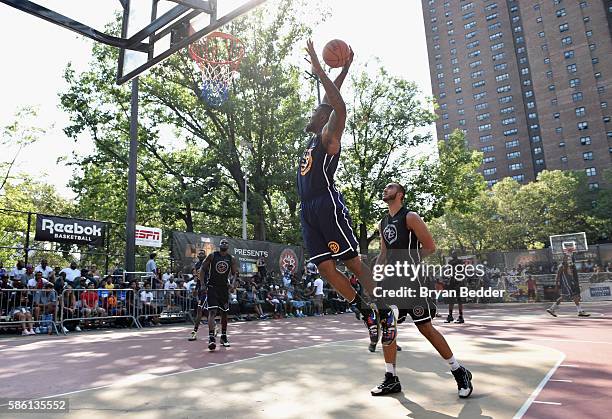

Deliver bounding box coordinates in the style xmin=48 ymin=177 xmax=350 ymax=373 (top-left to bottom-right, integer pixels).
xmin=1 ymin=301 xmax=611 ymax=419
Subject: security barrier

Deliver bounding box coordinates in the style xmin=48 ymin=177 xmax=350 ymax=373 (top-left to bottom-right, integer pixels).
xmin=59 ymin=288 xmax=141 ymax=334
xmin=135 ymin=288 xmax=197 ymax=325
xmin=0 ymin=288 xmax=59 ymax=335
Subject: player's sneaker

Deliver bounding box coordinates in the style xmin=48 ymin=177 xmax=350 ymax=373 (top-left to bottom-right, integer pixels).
xmin=380 ymin=307 xmax=397 ymax=346
xmin=208 ymin=336 xmax=216 ymax=351
xmin=454 ymin=316 xmax=465 ymax=324
xmin=451 ymin=366 xmax=473 ymax=398
xmin=546 ymin=308 xmax=557 ymax=317
xmin=188 ymin=331 xmax=197 ymax=341
xmin=220 ymin=334 xmax=230 ymax=347
xmin=578 ymin=311 xmax=591 ymax=317
xmin=368 ymin=342 xmax=376 ymax=352
xmin=397 ymin=345 xmax=402 ymax=351
xmin=371 ymin=372 xmax=401 ymax=396
xmin=445 ymin=315 xmax=454 ymax=323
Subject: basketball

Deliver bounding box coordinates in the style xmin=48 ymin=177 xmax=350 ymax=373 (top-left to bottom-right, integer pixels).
xmin=322 ymin=39 xmax=351 ymax=68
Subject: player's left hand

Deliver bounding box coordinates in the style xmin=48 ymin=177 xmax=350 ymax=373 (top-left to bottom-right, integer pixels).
xmin=305 ymin=39 xmax=325 ymax=77
xmin=342 ymin=46 xmax=354 ymax=71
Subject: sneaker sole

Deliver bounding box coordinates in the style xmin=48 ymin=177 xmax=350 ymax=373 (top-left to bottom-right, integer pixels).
xmin=188 ymin=337 xmax=197 ymax=341
xmin=546 ymin=309 xmax=557 ymax=317
xmin=371 ymin=384 xmax=402 ymax=397
xmin=208 ymin=343 xmax=216 ymax=351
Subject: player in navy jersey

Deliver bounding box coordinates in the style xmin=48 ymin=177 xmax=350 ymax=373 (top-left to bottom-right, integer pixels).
xmin=370 ymin=183 xmax=473 ymax=398
xmin=299 ymin=40 xmax=387 ymax=352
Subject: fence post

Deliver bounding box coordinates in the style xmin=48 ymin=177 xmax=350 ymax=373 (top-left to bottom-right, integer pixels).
xmin=24 ymin=211 xmax=32 ymax=265
xmin=104 ymin=224 xmax=110 ymax=275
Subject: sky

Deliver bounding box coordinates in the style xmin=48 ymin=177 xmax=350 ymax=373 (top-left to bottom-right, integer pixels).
xmin=0 ymin=0 xmax=434 ymax=199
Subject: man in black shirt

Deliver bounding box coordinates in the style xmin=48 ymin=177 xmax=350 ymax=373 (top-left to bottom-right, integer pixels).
xmin=370 ymin=183 xmax=473 ymax=399
xmin=188 ymin=250 xmax=209 ymax=342
xmin=446 ymin=251 xmax=465 ymax=323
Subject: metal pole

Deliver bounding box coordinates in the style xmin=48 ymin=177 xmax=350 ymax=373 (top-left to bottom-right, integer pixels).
xmin=125 ymin=77 xmax=139 ymax=279
xmin=104 ymin=223 xmax=110 ymax=275
xmin=24 ymin=212 xmax=32 ymax=265
xmin=242 ymin=174 xmax=248 ymax=240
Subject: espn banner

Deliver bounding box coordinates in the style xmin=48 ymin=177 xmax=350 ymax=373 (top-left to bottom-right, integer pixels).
xmin=35 ymin=214 xmax=106 ymax=246
xmin=172 ymin=231 xmax=303 ymax=276
xmin=136 ymin=225 xmax=162 ymax=248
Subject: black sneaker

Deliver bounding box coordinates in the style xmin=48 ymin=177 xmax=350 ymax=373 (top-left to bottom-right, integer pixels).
xmin=397 ymin=345 xmax=402 ymax=351
xmin=208 ymin=335 xmax=216 ymax=351
xmin=188 ymin=331 xmax=197 ymax=341
xmin=455 ymin=316 xmax=465 ymax=324
xmin=368 ymin=342 xmax=376 ymax=352
xmin=371 ymin=372 xmax=401 ymax=396
xmin=445 ymin=315 xmax=454 ymax=323
xmin=546 ymin=308 xmax=557 ymax=317
xmin=578 ymin=311 xmax=591 ymax=317
xmin=220 ymin=334 xmax=230 ymax=347
xmin=451 ymin=366 xmax=473 ymax=398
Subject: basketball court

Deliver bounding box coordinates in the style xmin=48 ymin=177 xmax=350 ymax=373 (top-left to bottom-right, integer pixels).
xmin=2 ymin=302 xmax=611 ymax=418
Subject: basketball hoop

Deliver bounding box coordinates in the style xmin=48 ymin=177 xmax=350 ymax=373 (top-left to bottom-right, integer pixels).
xmin=189 ymin=31 xmax=245 ymax=106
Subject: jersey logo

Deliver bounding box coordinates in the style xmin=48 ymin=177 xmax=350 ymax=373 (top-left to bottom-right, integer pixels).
xmin=383 ymin=224 xmax=398 ymax=245
xmin=328 ymin=241 xmax=340 ymax=253
xmin=413 ymin=306 xmax=424 ymax=317
xmin=215 ymin=260 xmax=229 ymax=274
xmin=300 ymin=148 xmax=314 ymax=176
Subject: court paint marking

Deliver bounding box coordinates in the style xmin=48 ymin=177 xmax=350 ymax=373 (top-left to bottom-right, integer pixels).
xmin=549 ymin=379 xmax=573 ymax=383
xmin=512 ymin=353 xmax=566 ymax=419
xmin=529 ymin=339 xmax=612 ymax=345
xmin=532 ymin=401 xmax=562 ymax=406
xmin=560 ymin=364 xmax=580 ymax=368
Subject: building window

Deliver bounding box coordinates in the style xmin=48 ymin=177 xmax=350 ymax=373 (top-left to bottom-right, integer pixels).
xmin=572 ymin=92 xmax=583 ymax=102
xmin=564 ymin=50 xmax=574 ymax=59
xmin=492 ymin=52 xmax=505 ymax=61
xmin=484 ymin=3 xmax=497 ymax=11
xmin=514 ymin=26 xmax=522 ymax=33
xmin=483 ymin=168 xmax=497 ymax=176
xmin=534 ymin=147 xmax=543 ymax=154
xmin=474 ymin=92 xmax=486 ymax=100
xmin=567 ymin=64 xmax=577 ymax=74
xmin=577 ymin=121 xmax=588 ymax=130
xmin=595 ymin=72 xmax=602 ymax=79
xmin=494 ymin=63 xmax=508 ymax=71
xmin=556 ymin=8 xmax=566 ymax=17
xmin=546 ymin=71 xmax=553 ymax=79
xmin=483 ymin=156 xmax=496 ymax=163
xmin=458 ymin=108 xmax=465 ymax=115
xmin=487 ymin=179 xmax=498 ymax=187
xmin=530 ymin=124 xmax=540 ymax=130
xmin=548 ymin=84 xmax=556 ymax=91
xmin=575 ymin=107 xmax=586 ymax=117
xmin=559 ymin=23 xmax=569 ymax=32
xmin=475 ymin=102 xmax=488 ymax=111
xmin=525 ymin=90 xmax=533 ymax=98
xmin=509 ymin=163 xmax=523 ymax=171
xmin=500 ymin=106 xmax=515 ymax=114
xmin=598 ymin=86 xmax=606 ymax=94
xmin=489 ymin=32 xmax=503 ymax=41
xmin=480 ymin=133 xmax=493 ymax=142
xmin=586 ymin=30 xmax=592 ymax=37
xmin=465 ymin=30 xmax=478 ymax=39
xmin=536 ymin=159 xmax=544 ymax=165
xmin=512 ymin=174 xmax=525 ymax=182
xmin=460 ymin=2 xmax=474 ymax=12
xmin=527 ymin=101 xmax=535 ymax=109
xmin=463 ymin=11 xmax=475 ymax=20
xmin=580 ymin=136 xmax=591 ymax=145
xmin=604 ymin=116 xmax=611 ymax=123
xmin=477 ymin=113 xmax=491 ymax=121
xmin=589 ymin=183 xmax=599 ymax=191
xmin=569 ymin=78 xmax=581 ymax=88
xmin=583 ymin=151 xmax=593 ymax=160
xmin=481 ymin=145 xmax=495 ymax=152
xmin=544 ymin=57 xmax=550 ymax=64
xmin=506 ymin=139 xmax=519 ymax=148
xmin=468 ymin=50 xmax=481 ymax=58
xmin=507 ymin=151 xmax=520 ymax=159
xmin=499 ymin=95 xmax=512 ymax=104
xmin=451 ymin=57 xmax=458 ymax=64
xmin=560 ymin=156 xmax=568 ymax=163
xmin=561 ymin=36 xmax=572 ymax=46
xmin=580 ymin=1 xmax=587 ymax=8
xmin=590 ymin=45 xmax=597 ymax=52
xmin=523 ymin=79 xmax=532 ymax=86
xmin=488 ymin=22 xmax=502 ymax=31
xmin=451 ymin=48 xmax=457 ymax=55
xmin=553 ymin=112 xmax=560 ymax=119
xmin=442 ymin=113 xmax=449 ymax=120
xmin=456 ymin=98 xmax=464 ymax=105
xmin=519 ymin=56 xmax=527 ymax=64
xmin=486 ymin=13 xmax=498 ymax=21
xmin=453 ymin=77 xmax=461 ymax=84
xmin=504 ymin=128 xmax=518 ymax=136
xmin=453 ymin=67 xmax=460 ymax=74
xmin=497 ymin=85 xmax=511 ymax=93
xmin=459 ymin=119 xmax=466 ymax=126
xmin=495 ymin=73 xmax=510 ymax=82
xmin=556 ymin=127 xmax=563 ymax=134
xmin=586 ymin=167 xmax=597 ymax=177
xmin=536 ymin=17 xmax=542 ymax=23
xmin=478 ymin=124 xmax=492 ymax=132
xmin=559 ymin=141 xmax=566 ymax=147
xmin=502 ymin=117 xmax=517 ymax=125
xmin=491 ymin=42 xmax=504 ymax=51
xmin=455 ymin=87 xmax=462 ymax=93
xmin=529 ymin=113 xmax=538 ymax=119
xmin=471 ymin=70 xmax=484 ymax=79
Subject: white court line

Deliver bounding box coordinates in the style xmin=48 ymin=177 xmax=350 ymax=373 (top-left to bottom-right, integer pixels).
xmin=532 ymin=401 xmax=562 ymax=406
xmin=560 ymin=364 xmax=580 ymax=368
xmin=529 ymin=338 xmax=612 ymax=345
xmin=513 ymin=353 xmax=566 ymax=419
xmin=549 ymin=379 xmax=572 ymax=383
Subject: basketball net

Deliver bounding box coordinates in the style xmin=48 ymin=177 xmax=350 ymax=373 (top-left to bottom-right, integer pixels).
xmin=189 ymin=31 xmax=245 ymax=106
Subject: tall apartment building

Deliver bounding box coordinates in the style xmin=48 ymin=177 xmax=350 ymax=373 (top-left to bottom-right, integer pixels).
xmin=422 ymin=0 xmax=612 ymax=188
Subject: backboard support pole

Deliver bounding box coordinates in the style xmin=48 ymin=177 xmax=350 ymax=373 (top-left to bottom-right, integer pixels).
xmin=125 ymin=78 xmax=139 ymax=279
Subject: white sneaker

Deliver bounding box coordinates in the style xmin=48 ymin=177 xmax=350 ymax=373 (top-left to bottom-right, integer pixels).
xmin=75 ymin=326 xmax=82 ymax=332
xmin=34 ymin=327 xmax=41 ymax=334
xmin=27 ymin=329 xmax=36 ymax=335
xmin=22 ymin=330 xmax=29 ymax=336
xmin=63 ymin=327 xmax=69 ymax=333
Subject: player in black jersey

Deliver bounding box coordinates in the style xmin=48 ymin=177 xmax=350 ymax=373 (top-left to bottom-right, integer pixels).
xmin=370 ymin=183 xmax=473 ymax=398
xmin=546 ymin=255 xmax=590 ymax=317
xmin=299 ymin=40 xmax=387 ymax=349
xmin=192 ymin=239 xmax=238 ymax=350
xmin=188 ymin=251 xmax=209 ymax=342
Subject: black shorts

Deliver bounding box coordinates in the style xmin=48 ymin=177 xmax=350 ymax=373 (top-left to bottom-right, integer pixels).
xmin=560 ymin=277 xmax=581 ymax=298
xmin=204 ymin=286 xmax=229 ymax=311
xmin=300 ymin=191 xmax=359 ymax=265
xmin=398 ymin=301 xmax=437 ymax=325
xmin=528 ymin=289 xmax=536 ymax=299
xmin=445 ymin=283 xmax=465 ymax=305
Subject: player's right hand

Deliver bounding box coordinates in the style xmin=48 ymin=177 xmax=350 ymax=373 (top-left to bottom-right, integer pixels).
xmin=305 ymin=39 xmax=324 ymax=77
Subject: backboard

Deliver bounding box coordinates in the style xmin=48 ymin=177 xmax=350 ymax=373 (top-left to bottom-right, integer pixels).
xmin=549 ymin=232 xmax=588 ymax=255
xmin=118 ymin=0 xmax=266 ymax=84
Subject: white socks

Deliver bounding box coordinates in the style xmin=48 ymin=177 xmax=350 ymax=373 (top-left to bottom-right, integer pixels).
xmin=446 ymin=355 xmax=461 ymax=371
xmin=385 ymin=363 xmax=396 ymax=376
xmin=576 ymin=304 xmax=582 ymax=313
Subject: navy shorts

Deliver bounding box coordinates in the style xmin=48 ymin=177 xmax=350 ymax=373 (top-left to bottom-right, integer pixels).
xmin=300 ymin=190 xmax=359 ymax=265
xmin=560 ymin=277 xmax=580 ymax=298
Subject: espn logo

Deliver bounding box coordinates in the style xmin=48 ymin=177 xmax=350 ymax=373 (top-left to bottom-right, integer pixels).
xmin=136 ymin=229 xmax=160 ymax=240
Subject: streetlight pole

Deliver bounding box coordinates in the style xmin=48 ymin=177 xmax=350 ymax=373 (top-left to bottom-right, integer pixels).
xmin=242 ymin=173 xmax=248 ymax=240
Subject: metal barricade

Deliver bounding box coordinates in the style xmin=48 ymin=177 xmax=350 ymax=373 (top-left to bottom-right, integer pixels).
xmin=122 ymin=271 xmax=156 ymax=287
xmin=59 ymin=288 xmax=141 ymax=334
xmin=135 ymin=288 xmax=197 ymax=325
xmin=0 ymin=288 xmax=59 ymax=335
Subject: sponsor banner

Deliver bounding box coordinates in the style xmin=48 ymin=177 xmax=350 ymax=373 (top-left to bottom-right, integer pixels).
xmin=172 ymin=231 xmax=303 ymax=276
xmin=581 ymin=282 xmax=612 ymax=301
xmin=135 ymin=225 xmax=162 ymax=248
xmin=35 ymin=214 xmax=106 ymax=246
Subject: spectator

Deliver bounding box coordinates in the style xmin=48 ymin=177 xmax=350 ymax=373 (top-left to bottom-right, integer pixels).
xmin=89 ymin=264 xmax=101 ymax=281
xmin=35 ymin=259 xmax=54 ymax=280
xmin=266 ymin=285 xmax=284 ymax=318
xmin=54 ymin=272 xmax=66 ymax=295
xmin=164 ymin=275 xmax=177 ymax=307
xmin=313 ymin=275 xmax=324 ymax=316
xmin=103 ymin=276 xmax=115 ymax=290
xmin=60 ymin=284 xmax=81 ymax=332
xmin=0 ymin=261 xmax=6 ymax=278
xmin=526 ymin=275 xmax=537 ymax=303
xmin=27 ymin=270 xmax=50 ymax=289
xmin=61 ymin=262 xmax=81 ymax=285
xmin=8 ymin=279 xmax=35 ymax=336
xmin=162 ymin=268 xmax=172 ymax=283
xmin=228 ymin=285 xmax=243 ymax=320
xmin=146 ymin=253 xmax=158 ymax=278
xmin=257 ymin=256 xmax=267 ymax=281
xmin=194 ymin=250 xmax=206 ymax=271
xmin=81 ymin=283 xmax=106 ymax=319
xmin=140 ymin=282 xmax=160 ymax=326
xmin=34 ymin=283 xmax=58 ymax=334
xmin=9 ymin=260 xmax=26 ymax=282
